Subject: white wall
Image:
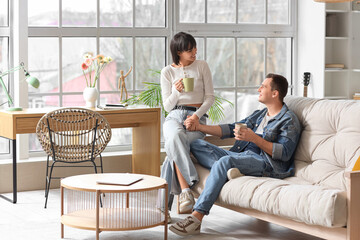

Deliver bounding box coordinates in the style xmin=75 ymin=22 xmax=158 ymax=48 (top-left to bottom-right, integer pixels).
xmin=297 ymin=0 xmax=325 ymax=98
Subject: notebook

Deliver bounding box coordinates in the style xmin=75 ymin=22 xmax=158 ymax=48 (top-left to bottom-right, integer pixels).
xmin=96 ymin=174 xmax=143 ymax=186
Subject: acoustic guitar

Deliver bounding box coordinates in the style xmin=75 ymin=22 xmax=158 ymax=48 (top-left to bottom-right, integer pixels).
xmin=303 ymin=72 xmax=310 ymax=97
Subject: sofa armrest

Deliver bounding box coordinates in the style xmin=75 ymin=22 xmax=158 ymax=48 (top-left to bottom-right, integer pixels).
xmin=345 ymin=170 xmax=360 ymax=240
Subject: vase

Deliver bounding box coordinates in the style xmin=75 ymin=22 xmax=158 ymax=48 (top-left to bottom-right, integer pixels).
xmin=83 ymin=87 xmax=99 ymax=108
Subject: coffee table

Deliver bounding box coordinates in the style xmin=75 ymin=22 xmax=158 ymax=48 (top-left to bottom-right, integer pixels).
xmin=60 ymin=173 xmax=168 ymax=240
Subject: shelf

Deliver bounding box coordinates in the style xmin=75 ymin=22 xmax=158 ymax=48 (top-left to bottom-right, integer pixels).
xmin=325 ymin=37 xmax=349 ymax=40
xmin=325 ymin=69 xmax=347 ymax=72
xmin=326 ymin=10 xmax=348 ymax=13
xmin=324 ymin=96 xmax=348 ymax=100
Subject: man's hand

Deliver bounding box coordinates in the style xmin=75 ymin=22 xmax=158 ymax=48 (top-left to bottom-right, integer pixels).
xmin=234 ymin=128 xmax=258 ymax=142
xmin=174 ymin=79 xmax=184 ymax=92
xmin=234 ymin=128 xmax=273 ymax=156
xmin=184 ymin=114 xmax=199 ymax=131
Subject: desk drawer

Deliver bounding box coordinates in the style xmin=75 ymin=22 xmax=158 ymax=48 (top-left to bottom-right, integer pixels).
xmin=16 ymin=117 xmax=40 ymax=134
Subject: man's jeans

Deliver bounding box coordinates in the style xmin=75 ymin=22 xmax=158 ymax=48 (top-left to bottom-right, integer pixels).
xmin=191 ymin=139 xmax=267 ymax=215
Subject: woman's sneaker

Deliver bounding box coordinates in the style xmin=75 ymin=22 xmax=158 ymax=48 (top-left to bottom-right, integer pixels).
xmin=178 ymin=191 xmax=195 ymax=214
xmin=227 ymin=168 xmax=244 ymax=180
xmin=169 ymin=215 xmax=201 ymax=236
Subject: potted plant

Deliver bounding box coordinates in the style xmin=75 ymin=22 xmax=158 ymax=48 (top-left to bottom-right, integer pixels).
xmin=81 ymin=53 xmax=112 ymax=107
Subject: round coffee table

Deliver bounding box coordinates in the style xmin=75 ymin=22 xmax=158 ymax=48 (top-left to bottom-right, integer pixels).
xmin=60 ymin=173 xmax=168 ymax=240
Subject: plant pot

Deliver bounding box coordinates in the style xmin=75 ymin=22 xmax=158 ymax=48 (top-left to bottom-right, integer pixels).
xmin=83 ymin=87 xmax=99 ymax=108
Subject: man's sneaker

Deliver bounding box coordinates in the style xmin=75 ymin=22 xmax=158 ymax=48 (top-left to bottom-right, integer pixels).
xmin=227 ymin=168 xmax=244 ymax=180
xmin=169 ymin=215 xmax=201 ymax=236
xmin=178 ymin=191 xmax=195 ymax=214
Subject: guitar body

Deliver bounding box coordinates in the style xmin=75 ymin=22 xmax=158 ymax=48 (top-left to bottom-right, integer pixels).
xmin=303 ymin=72 xmax=310 ymax=97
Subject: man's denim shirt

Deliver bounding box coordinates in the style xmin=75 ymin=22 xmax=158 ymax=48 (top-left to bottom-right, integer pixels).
xmin=219 ymin=103 xmax=302 ymax=179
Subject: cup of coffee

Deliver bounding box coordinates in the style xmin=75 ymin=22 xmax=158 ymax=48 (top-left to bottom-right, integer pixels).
xmin=235 ymin=123 xmax=247 ymax=134
xmin=183 ymin=78 xmax=194 ymax=92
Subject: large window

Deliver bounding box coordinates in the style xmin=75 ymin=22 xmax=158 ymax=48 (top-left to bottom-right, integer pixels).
xmin=0 ymin=0 xmax=9 ymax=156
xmin=177 ymin=0 xmax=294 ymax=123
xmin=0 ymin=0 xmax=295 ymax=157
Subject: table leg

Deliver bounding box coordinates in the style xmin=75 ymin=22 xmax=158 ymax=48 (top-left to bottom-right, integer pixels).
xmin=0 ymin=139 xmax=17 ymax=203
xmin=164 ymin=184 xmax=168 ymax=240
xmin=132 ymin=120 xmax=161 ymax=176
xmin=61 ymin=186 xmax=64 ymax=239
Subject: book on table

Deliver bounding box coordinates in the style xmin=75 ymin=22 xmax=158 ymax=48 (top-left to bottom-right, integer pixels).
xmin=96 ymin=174 xmax=143 ymax=186
xmin=97 ymin=103 xmax=126 ymax=110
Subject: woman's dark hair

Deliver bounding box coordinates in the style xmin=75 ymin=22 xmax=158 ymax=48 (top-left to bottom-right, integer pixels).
xmin=170 ymin=32 xmax=196 ymax=65
xmin=266 ymin=73 xmax=288 ymax=102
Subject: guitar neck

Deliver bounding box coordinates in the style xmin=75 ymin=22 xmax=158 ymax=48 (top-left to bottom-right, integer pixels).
xmin=303 ymin=86 xmax=308 ymax=97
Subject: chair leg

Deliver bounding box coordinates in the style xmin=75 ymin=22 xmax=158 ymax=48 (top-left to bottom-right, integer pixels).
xmin=99 ymin=155 xmax=104 ymax=173
xmin=45 ymin=161 xmax=56 ymax=208
xmin=44 ymin=156 xmax=50 ymax=197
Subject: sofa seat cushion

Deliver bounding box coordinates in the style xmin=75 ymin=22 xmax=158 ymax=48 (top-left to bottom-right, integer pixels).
xmin=193 ymin=163 xmax=347 ymax=228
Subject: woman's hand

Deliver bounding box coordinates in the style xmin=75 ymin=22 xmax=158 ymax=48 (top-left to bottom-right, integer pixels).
xmin=184 ymin=114 xmax=199 ymax=131
xmin=174 ymin=79 xmax=184 ymax=92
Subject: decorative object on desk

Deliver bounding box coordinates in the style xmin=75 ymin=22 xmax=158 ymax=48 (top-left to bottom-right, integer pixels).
xmin=125 ymin=70 xmax=234 ymax=123
xmin=0 ymin=62 xmax=40 ymax=111
xmin=303 ymin=72 xmax=311 ymax=97
xmin=83 ymin=87 xmax=99 ymax=108
xmin=81 ymin=53 xmax=112 ymax=107
xmin=118 ymin=66 xmax=132 ymax=103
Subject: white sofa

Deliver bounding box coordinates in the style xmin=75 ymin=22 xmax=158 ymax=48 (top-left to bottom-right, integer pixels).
xmin=192 ymin=96 xmax=360 ymax=240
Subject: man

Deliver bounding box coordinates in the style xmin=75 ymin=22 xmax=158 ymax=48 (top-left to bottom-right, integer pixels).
xmin=169 ymin=73 xmax=302 ymax=236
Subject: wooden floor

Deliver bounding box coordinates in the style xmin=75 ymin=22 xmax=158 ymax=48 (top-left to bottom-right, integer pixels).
xmin=0 ymin=189 xmax=324 ymax=240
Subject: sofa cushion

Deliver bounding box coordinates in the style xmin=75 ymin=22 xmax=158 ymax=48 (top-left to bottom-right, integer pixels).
xmin=193 ymin=163 xmax=347 ymax=227
xmin=284 ymin=96 xmax=360 ymax=191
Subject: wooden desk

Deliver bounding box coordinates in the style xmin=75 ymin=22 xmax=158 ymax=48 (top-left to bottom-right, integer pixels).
xmin=0 ymin=107 xmax=161 ymax=203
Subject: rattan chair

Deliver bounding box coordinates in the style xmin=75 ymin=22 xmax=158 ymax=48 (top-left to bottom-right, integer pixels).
xmin=36 ymin=108 xmax=112 ymax=208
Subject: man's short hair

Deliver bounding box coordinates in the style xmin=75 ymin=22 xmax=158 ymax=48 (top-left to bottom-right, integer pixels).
xmin=170 ymin=32 xmax=196 ymax=66
xmin=266 ymin=73 xmax=288 ymax=102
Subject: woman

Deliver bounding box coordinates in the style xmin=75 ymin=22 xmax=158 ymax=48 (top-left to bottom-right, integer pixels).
xmin=160 ymin=32 xmax=215 ymax=217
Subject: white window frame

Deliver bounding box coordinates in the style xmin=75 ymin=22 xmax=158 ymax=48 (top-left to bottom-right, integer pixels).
xmin=1 ymin=0 xmax=297 ymax=160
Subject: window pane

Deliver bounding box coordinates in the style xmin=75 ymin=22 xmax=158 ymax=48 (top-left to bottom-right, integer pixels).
xmin=207 ymin=38 xmax=235 ymax=88
xmin=135 ymin=38 xmax=165 ymax=89
xmin=63 ymin=94 xmax=85 ymax=107
xmin=179 ymin=0 xmax=205 ymax=23
xmin=0 ymin=37 xmax=8 ymax=154
xmin=100 ymin=37 xmax=133 ymax=92
xmin=29 ymin=95 xmax=59 ymax=108
xmin=195 ymin=38 xmax=204 ymax=60
xmin=267 ymin=38 xmax=291 ymax=80
xmin=236 ymin=89 xmax=261 ymax=121
xmin=28 ymin=0 xmax=58 ymax=26
xmin=268 ymin=0 xmax=289 ymax=24
xmin=212 ymin=90 xmax=235 ymax=125
xmin=62 ymin=37 xmax=96 ymax=92
xmin=108 ymin=128 xmax=132 ymax=146
xmin=100 ymin=0 xmax=132 ymax=27
xmin=208 ymin=0 xmax=235 ymax=23
xmin=135 ymin=0 xmax=165 ymax=27
xmin=0 ymin=0 xmax=8 ymax=26
xmin=238 ymin=0 xmax=265 ymax=24
xmin=62 ymin=0 xmax=96 ymax=27
xmin=237 ymin=38 xmax=265 ymax=87
xmin=28 ymin=38 xmax=59 ymax=94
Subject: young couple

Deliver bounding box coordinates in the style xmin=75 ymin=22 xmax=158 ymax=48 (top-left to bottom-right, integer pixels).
xmin=160 ymin=32 xmax=302 ymax=236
